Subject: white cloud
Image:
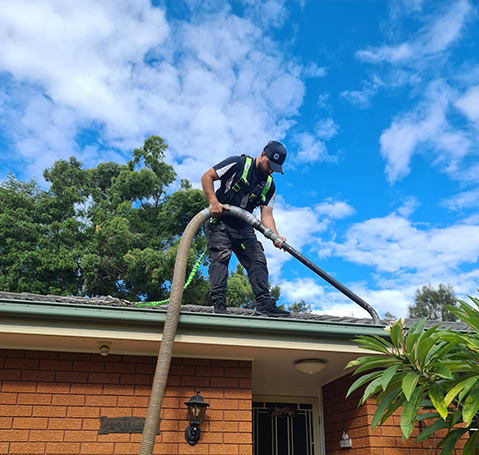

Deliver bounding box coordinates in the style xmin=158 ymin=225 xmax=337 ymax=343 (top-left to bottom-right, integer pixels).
xmin=356 ymin=0 xmax=472 ymax=65
xmin=379 ymin=80 xmax=472 ymax=183
xmin=396 ymin=196 xmax=421 ymax=218
xmin=314 ymin=118 xmax=339 ymax=140
xmin=456 ymin=85 xmax=479 ymax=127
xmin=0 ymin=0 xmax=308 ymax=185
xmin=341 ymin=75 xmax=385 ymax=109
xmin=314 ymin=199 xmax=355 ymax=220
xmin=441 ymin=189 xmax=479 ymax=211
xmin=303 ymin=63 xmax=327 ymax=79
xmin=291 ymin=118 xmax=339 ymax=165
xmin=262 ymin=198 xmax=328 ymax=278
xmin=323 ymin=213 xmax=479 ymax=277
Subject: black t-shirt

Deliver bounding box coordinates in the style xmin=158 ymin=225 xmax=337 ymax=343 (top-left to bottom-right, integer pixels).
xmin=213 ymin=155 xmax=276 ymax=229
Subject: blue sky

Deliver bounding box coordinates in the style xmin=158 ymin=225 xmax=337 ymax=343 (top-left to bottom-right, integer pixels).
xmin=1 ymin=0 xmax=479 ymax=318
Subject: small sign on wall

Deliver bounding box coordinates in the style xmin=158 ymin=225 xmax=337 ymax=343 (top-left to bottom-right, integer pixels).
xmin=99 ymin=417 xmax=161 ymax=435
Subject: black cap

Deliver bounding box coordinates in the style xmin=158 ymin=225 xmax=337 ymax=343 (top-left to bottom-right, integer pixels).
xmin=263 ymin=140 xmax=287 ymax=174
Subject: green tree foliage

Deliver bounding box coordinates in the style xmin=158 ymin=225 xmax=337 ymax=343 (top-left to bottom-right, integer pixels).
xmin=226 ymin=264 xmax=255 ymax=308
xmin=409 ymin=283 xmax=457 ymax=321
xmin=287 ymin=299 xmax=312 ymax=314
xmin=346 ymin=295 xmax=479 ymax=455
xmin=0 ymin=136 xmax=210 ymax=303
xmin=225 ymin=264 xmax=282 ymax=309
xmin=384 ymin=311 xmax=397 ymax=319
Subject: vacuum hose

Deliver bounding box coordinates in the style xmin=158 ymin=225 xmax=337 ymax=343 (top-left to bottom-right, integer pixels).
xmin=139 ymin=205 xmax=381 ymax=454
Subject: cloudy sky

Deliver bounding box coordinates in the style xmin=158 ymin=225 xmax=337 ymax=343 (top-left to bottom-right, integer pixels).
xmin=1 ymin=0 xmax=479 ymax=319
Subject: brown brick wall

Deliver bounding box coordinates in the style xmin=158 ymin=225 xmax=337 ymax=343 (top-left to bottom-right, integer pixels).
xmin=0 ymin=349 xmax=252 ymax=455
xmin=323 ymin=373 xmax=464 ymax=455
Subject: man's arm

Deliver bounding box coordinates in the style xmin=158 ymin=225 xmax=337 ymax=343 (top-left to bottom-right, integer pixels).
xmin=260 ymin=205 xmax=286 ymax=249
xmin=201 ymin=168 xmax=230 ymax=218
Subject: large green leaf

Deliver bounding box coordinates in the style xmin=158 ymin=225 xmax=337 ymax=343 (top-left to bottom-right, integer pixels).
xmin=354 ymin=358 xmax=398 ymax=375
xmin=346 ymin=356 xmax=387 ymax=369
xmin=390 ymin=323 xmax=403 ymax=349
xmin=459 ymin=377 xmax=479 ymax=402
xmin=354 ymin=336 xmax=391 ymax=354
xmin=360 ymin=377 xmax=383 ymax=405
xmin=346 ymin=370 xmax=383 ymax=398
xmin=418 ymin=337 xmax=439 ymax=366
xmin=444 ymin=376 xmax=478 ymax=407
xmin=429 ymin=383 xmax=448 ymax=419
xmin=434 ymin=366 xmax=453 ymax=379
xmin=462 ymin=386 xmax=479 ymax=425
xmin=401 ymin=387 xmax=424 ymax=439
xmin=439 ymin=428 xmax=469 ymax=455
xmin=405 ymin=332 xmax=420 ymax=354
xmin=402 ymin=373 xmax=420 ymax=401
xmin=372 ymin=387 xmax=402 ymax=430
xmin=462 ymin=430 xmax=478 ymax=455
xmin=415 ymin=417 xmax=448 ymax=443
xmin=380 ymin=394 xmax=406 ymax=426
xmin=381 ymin=364 xmax=400 ymax=391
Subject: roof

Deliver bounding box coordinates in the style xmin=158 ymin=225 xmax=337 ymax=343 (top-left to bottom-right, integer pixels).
xmin=0 ymin=291 xmax=469 ymax=331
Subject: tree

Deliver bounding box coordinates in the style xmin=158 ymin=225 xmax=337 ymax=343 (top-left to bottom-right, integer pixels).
xmin=0 ymin=136 xmax=210 ymax=303
xmin=384 ymin=311 xmax=397 ymax=319
xmin=346 ymin=295 xmax=479 ymax=455
xmin=225 ymin=264 xmax=283 ymax=309
xmin=287 ymin=299 xmax=312 ymax=314
xmin=408 ymin=283 xmax=457 ymax=321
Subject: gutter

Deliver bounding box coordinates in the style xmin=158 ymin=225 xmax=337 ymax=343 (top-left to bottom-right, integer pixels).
xmin=0 ymin=298 xmax=387 ymax=339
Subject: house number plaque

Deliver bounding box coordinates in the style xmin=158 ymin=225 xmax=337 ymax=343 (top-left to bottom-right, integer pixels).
xmin=99 ymin=416 xmax=161 ymax=435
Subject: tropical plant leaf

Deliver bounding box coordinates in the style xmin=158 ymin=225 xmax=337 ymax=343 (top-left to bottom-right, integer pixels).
xmin=360 ymin=377 xmax=383 ymax=405
xmin=401 ymin=387 xmax=424 ymax=439
xmin=390 ymin=323 xmax=403 ymax=350
xmin=405 ymin=332 xmax=420 ymax=354
xmin=346 ymin=356 xmax=387 ymax=369
xmin=418 ymin=337 xmax=439 ymax=366
xmin=402 ymin=373 xmax=419 ymax=401
xmin=346 ymin=370 xmax=383 ymax=398
xmin=380 ymin=394 xmax=406 ymax=426
xmin=444 ymin=376 xmax=478 ymax=407
xmin=415 ymin=417 xmax=448 ymax=443
xmin=415 ymin=412 xmax=440 ymax=421
xmin=462 ymin=386 xmax=479 ymax=425
xmin=429 ymin=383 xmax=448 ymax=420
xmin=462 ymin=430 xmax=478 ymax=455
xmin=372 ymin=387 xmax=402 ymax=430
xmin=354 ymin=358 xmax=398 ymax=375
xmin=439 ymin=428 xmax=468 ymax=455
xmin=381 ymin=364 xmax=400 ymax=391
xmin=434 ymin=366 xmax=453 ymax=379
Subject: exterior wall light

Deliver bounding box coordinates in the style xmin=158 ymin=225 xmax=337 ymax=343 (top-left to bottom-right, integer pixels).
xmin=97 ymin=341 xmax=111 ymax=356
xmin=184 ymin=388 xmax=209 ymax=445
xmin=294 ymin=359 xmax=327 ymax=375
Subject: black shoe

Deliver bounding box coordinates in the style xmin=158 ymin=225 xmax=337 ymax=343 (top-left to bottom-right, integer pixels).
xmin=213 ymin=302 xmax=228 ymax=314
xmin=255 ymin=305 xmax=290 ymax=317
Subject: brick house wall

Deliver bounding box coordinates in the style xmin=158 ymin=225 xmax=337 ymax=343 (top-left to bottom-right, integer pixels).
xmin=323 ymin=373 xmax=464 ymax=455
xmin=0 ymin=349 xmax=252 ymax=455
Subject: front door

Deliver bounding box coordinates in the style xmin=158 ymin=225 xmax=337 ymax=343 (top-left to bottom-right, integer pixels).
xmin=253 ymin=398 xmax=319 ymax=455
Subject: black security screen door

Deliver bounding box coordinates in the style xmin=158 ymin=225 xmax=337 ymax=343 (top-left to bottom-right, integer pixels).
xmin=253 ymin=401 xmax=315 ymax=455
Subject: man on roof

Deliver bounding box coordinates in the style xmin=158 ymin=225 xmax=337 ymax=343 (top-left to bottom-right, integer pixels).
xmin=201 ymin=140 xmax=290 ymax=318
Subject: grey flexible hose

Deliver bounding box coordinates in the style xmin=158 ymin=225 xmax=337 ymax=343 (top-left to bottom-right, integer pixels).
xmin=138 ymin=208 xmax=210 ymax=455
xmin=139 ymin=205 xmax=381 ymax=454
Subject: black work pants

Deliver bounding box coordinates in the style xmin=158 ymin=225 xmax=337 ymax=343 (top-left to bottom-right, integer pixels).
xmin=204 ymin=220 xmax=271 ymax=308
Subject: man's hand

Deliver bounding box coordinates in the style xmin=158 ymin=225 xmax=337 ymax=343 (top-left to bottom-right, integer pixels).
xmin=209 ymin=200 xmax=229 ymax=219
xmin=274 ymin=236 xmax=287 ymax=249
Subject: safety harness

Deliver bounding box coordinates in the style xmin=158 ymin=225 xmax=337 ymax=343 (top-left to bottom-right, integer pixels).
xmin=213 ymin=155 xmax=273 ymax=250
xmin=219 ymin=156 xmax=272 ymax=209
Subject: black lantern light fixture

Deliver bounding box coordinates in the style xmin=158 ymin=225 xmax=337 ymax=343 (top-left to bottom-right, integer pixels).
xmin=184 ymin=388 xmax=209 ymax=445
